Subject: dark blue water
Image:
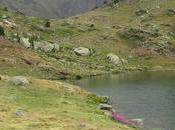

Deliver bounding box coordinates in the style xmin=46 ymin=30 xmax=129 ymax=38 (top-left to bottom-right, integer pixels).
xmin=75 ymin=71 xmax=175 ymax=130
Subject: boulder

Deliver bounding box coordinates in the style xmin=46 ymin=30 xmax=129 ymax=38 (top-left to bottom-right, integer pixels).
xmin=33 ymin=41 xmax=54 ymax=52
xmin=20 ymin=37 xmax=31 ymax=48
xmin=129 ymin=119 xmax=144 ymax=126
xmin=74 ymin=47 xmax=91 ymax=56
xmin=10 ymin=76 xmax=29 ymax=86
xmin=97 ymin=103 xmax=112 ymax=110
xmin=107 ymin=53 xmax=121 ymax=65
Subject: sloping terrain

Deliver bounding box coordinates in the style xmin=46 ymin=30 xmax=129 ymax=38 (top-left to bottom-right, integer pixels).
xmin=0 ymin=0 xmax=175 ymax=129
xmin=1 ymin=0 xmax=175 ymax=80
xmin=0 ymin=75 xmax=134 ymax=130
xmin=0 ymin=0 xmax=111 ymax=18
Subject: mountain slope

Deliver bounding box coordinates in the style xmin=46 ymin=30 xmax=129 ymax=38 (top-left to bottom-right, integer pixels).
xmin=0 ymin=0 xmax=111 ymax=18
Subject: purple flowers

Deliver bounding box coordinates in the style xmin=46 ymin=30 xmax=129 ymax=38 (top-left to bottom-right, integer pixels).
xmin=112 ymin=111 xmax=129 ymax=124
xmin=111 ymin=111 xmax=143 ymax=127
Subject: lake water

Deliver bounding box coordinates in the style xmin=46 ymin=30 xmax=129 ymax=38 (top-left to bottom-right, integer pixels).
xmin=75 ymin=71 xmax=175 ymax=130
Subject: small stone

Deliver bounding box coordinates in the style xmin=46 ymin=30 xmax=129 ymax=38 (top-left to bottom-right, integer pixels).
xmin=100 ymin=96 xmax=110 ymax=104
xmin=107 ymin=53 xmax=121 ymax=65
xmin=97 ymin=103 xmax=112 ymax=110
xmin=79 ymin=123 xmax=86 ymax=128
xmin=15 ymin=109 xmax=25 ymax=116
xmin=129 ymin=119 xmax=144 ymax=126
xmin=33 ymin=41 xmax=54 ymax=52
xmin=20 ymin=37 xmax=31 ymax=48
xmin=104 ymin=111 xmax=113 ymax=118
xmin=53 ymin=44 xmax=60 ymax=51
xmin=10 ymin=76 xmax=29 ymax=86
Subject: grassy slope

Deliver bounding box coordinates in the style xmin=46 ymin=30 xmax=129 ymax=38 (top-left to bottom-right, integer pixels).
xmin=0 ymin=75 xmax=134 ymax=130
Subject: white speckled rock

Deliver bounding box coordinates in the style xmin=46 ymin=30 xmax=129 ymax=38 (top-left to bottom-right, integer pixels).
xmin=20 ymin=37 xmax=31 ymax=48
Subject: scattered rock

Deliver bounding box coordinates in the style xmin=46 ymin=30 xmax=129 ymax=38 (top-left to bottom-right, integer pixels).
xmin=20 ymin=37 xmax=31 ymax=48
xmin=107 ymin=53 xmax=121 ymax=65
xmin=2 ymin=19 xmax=17 ymax=28
xmin=15 ymin=109 xmax=25 ymax=116
xmin=53 ymin=44 xmax=60 ymax=52
xmin=74 ymin=47 xmax=91 ymax=56
xmin=135 ymin=9 xmax=148 ymax=16
xmin=97 ymin=103 xmax=112 ymax=110
xmin=129 ymin=119 xmax=144 ymax=126
xmin=100 ymin=96 xmax=110 ymax=104
xmin=10 ymin=76 xmax=29 ymax=86
xmin=104 ymin=110 xmax=113 ymax=118
xmin=166 ymin=8 xmax=175 ymax=16
xmin=79 ymin=123 xmax=86 ymax=128
xmin=121 ymin=58 xmax=128 ymax=64
xmin=1 ymin=15 xmax=8 ymax=19
xmin=33 ymin=41 xmax=54 ymax=52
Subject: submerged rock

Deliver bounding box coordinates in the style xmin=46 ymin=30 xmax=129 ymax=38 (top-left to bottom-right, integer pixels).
xmin=10 ymin=76 xmax=29 ymax=86
xmin=128 ymin=118 xmax=144 ymax=126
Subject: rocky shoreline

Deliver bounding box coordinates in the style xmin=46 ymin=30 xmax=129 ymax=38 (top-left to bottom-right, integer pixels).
xmin=97 ymin=96 xmax=143 ymax=129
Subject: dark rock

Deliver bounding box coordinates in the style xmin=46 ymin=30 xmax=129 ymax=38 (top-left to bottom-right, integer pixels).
xmin=135 ymin=9 xmax=148 ymax=16
xmin=100 ymin=96 xmax=110 ymax=104
xmin=0 ymin=25 xmax=5 ymax=36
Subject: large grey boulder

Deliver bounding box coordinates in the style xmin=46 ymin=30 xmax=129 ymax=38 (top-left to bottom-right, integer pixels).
xmin=33 ymin=41 xmax=54 ymax=52
xmin=74 ymin=47 xmax=91 ymax=56
xmin=107 ymin=53 xmax=121 ymax=65
xmin=10 ymin=76 xmax=29 ymax=86
xmin=20 ymin=37 xmax=31 ymax=48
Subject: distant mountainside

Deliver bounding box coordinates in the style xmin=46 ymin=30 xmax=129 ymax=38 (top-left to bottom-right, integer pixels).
xmin=0 ymin=0 xmax=111 ymax=18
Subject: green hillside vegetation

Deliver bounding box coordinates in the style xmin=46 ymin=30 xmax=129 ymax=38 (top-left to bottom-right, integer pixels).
xmin=0 ymin=0 xmax=175 ymax=129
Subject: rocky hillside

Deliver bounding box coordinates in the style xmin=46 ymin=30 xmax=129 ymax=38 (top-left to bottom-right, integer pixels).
xmin=0 ymin=0 xmax=175 ymax=129
xmin=0 ymin=0 xmax=111 ymax=18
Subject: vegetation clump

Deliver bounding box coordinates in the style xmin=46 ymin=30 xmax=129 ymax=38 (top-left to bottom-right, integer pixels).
xmin=0 ymin=25 xmax=5 ymax=36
